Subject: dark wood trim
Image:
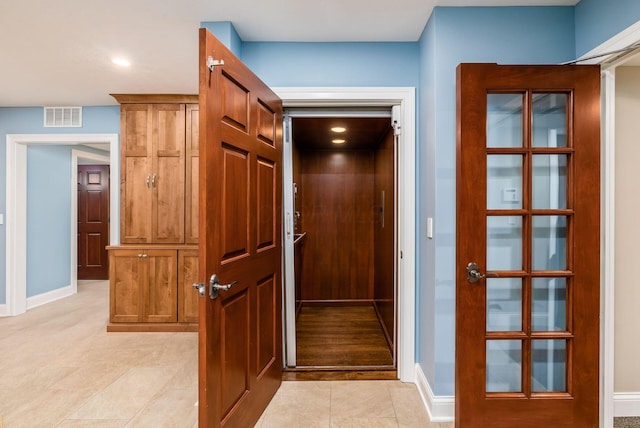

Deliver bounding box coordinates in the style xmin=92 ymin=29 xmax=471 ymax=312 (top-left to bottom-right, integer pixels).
xmin=283 ymin=369 xmax=397 ymax=381
xmin=111 ymin=94 xmax=198 ymax=104
xmin=299 ymin=299 xmax=373 ymax=306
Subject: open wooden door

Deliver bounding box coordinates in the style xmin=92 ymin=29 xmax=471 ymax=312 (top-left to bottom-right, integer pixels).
xmin=456 ymin=64 xmax=600 ymax=427
xmin=197 ymin=29 xmax=283 ymax=427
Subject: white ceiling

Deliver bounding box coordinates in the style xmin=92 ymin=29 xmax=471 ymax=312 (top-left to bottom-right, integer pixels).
xmin=0 ymin=0 xmax=578 ymax=107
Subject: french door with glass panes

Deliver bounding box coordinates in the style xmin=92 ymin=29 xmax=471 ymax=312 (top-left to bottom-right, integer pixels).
xmin=455 ymin=64 xmax=600 ymax=427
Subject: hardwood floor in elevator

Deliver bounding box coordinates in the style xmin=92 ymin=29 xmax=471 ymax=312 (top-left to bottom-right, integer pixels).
xmin=296 ymin=305 xmax=393 ymax=367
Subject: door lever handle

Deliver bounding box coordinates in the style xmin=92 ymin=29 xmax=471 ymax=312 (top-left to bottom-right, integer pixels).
xmin=192 ymin=274 xmax=238 ymax=299
xmin=208 ymin=274 xmax=237 ymax=299
xmin=466 ymin=262 xmax=498 ymax=284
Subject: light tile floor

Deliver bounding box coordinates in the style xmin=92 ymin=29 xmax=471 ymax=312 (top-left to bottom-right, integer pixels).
xmin=0 ymin=281 xmax=449 ymax=428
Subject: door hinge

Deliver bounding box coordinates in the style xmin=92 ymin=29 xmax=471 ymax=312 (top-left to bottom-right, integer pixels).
xmin=392 ymin=105 xmax=402 ymax=136
xmin=283 ymin=116 xmax=291 ymax=144
xmin=206 ymin=56 xmax=224 ymax=72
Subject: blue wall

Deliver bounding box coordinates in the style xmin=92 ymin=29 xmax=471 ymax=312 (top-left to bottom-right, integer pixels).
xmin=0 ymin=106 xmax=119 ymax=304
xmin=27 ymin=146 xmax=72 ymax=297
xmin=241 ymin=42 xmax=420 ymax=87
xmin=202 ymin=21 xmax=243 ymax=57
xmin=575 ymin=0 xmax=640 ymax=57
xmin=417 ymin=6 xmax=576 ymax=396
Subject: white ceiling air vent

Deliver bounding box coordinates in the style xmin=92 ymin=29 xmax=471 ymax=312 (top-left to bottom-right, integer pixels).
xmin=44 ymin=106 xmax=82 ymax=127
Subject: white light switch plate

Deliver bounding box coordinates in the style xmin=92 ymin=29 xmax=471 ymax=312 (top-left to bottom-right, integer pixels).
xmin=427 ymin=217 xmax=433 ymax=239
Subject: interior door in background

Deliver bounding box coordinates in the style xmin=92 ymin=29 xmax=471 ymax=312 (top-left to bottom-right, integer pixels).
xmin=198 ymin=29 xmax=283 ymax=427
xmin=456 ymin=63 xmax=601 ymax=427
xmin=78 ymin=164 xmax=110 ymax=280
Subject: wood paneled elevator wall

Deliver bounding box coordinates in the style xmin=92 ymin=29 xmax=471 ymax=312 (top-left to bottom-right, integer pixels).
xmin=294 ymin=125 xmax=394 ymax=306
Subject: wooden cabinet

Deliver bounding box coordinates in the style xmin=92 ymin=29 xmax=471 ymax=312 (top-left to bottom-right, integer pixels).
xmin=108 ymin=246 xmax=198 ymax=331
xmin=108 ymin=95 xmax=200 ymax=332
xmin=109 ymin=248 xmax=177 ymax=323
xmin=120 ymin=103 xmax=186 ymax=244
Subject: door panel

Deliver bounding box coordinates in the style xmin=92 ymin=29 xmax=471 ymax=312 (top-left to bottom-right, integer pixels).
xmin=221 ymin=290 xmax=250 ymax=417
xmin=257 ymin=159 xmax=276 ymax=250
xmin=456 ymin=64 xmax=600 ymax=427
xmin=257 ymin=275 xmax=276 ymax=375
xmin=221 ymin=146 xmax=250 ymax=260
xmin=77 ymin=165 xmax=110 ymax=279
xmin=198 ymin=28 xmax=283 ymax=428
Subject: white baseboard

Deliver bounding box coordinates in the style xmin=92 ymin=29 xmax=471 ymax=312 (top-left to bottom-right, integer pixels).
xmin=26 ymin=285 xmax=74 ymax=310
xmin=415 ymin=363 xmax=455 ymax=422
xmin=614 ymin=392 xmax=640 ymax=417
xmin=0 ymin=304 xmax=7 ymax=317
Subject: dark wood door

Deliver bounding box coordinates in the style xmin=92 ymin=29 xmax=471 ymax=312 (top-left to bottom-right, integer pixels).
xmin=198 ymin=29 xmax=283 ymax=427
xmin=78 ymin=164 xmax=110 ymax=279
xmin=456 ymin=64 xmax=600 ymax=427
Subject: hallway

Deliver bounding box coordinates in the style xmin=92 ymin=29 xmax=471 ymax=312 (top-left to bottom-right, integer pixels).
xmin=0 ymin=281 xmax=447 ymax=427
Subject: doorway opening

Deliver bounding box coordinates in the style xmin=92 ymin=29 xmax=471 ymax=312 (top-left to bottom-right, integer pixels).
xmin=75 ymin=153 xmax=111 ymax=281
xmin=285 ymin=111 xmax=397 ymax=377
xmin=275 ymin=86 xmax=416 ymax=383
xmin=4 ymin=134 xmax=118 ymax=316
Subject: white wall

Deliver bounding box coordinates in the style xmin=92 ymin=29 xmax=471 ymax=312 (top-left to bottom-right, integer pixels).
xmin=614 ymin=66 xmax=640 ymax=393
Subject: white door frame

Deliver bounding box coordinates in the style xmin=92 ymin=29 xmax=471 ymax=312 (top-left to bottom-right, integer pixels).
xmin=273 ymin=87 xmax=416 ymax=382
xmin=4 ymin=133 xmax=119 ymax=316
xmin=576 ymin=20 xmax=640 ymax=427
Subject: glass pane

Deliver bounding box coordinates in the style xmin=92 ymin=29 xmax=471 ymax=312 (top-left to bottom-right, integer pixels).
xmin=486 ymin=340 xmax=522 ymax=392
xmin=487 ymin=155 xmax=523 ymax=210
xmin=532 ymin=340 xmax=567 ymax=392
xmin=532 ymin=93 xmax=567 ymax=148
xmin=532 ymin=278 xmax=567 ymax=331
xmin=532 ymin=155 xmax=567 ymax=210
xmin=487 ymin=216 xmax=522 ymax=271
xmin=532 ymin=216 xmax=567 ymax=271
xmin=487 ymin=278 xmax=522 ymax=332
xmin=487 ymin=94 xmax=523 ymax=148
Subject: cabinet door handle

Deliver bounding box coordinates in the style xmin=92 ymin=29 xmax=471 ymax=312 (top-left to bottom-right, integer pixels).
xmin=151 ymin=174 xmax=157 ymax=188
xmin=146 ymin=175 xmax=151 ymax=189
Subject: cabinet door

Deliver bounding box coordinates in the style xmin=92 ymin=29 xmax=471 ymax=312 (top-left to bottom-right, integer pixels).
xmin=152 ymin=104 xmax=186 ymax=243
xmin=144 ymin=249 xmax=178 ymax=322
xmin=185 ymin=104 xmax=199 ymax=244
xmin=120 ymin=105 xmax=153 ymax=243
xmin=109 ymin=249 xmax=145 ymax=322
xmin=178 ymin=249 xmax=199 ymax=323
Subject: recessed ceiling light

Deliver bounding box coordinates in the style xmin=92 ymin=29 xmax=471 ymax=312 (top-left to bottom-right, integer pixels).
xmin=112 ymin=58 xmax=131 ymax=67
xmin=331 ymin=126 xmax=346 ymax=133
xmin=332 ymin=139 xmax=346 ymax=144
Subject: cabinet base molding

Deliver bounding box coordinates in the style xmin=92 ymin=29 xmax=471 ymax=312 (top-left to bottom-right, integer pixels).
xmin=107 ymin=322 xmax=198 ymax=333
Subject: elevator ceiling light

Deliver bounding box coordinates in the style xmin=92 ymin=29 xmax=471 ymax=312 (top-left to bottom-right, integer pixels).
xmin=332 ymin=139 xmax=346 ymax=144
xmin=331 ymin=126 xmax=346 ymax=133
